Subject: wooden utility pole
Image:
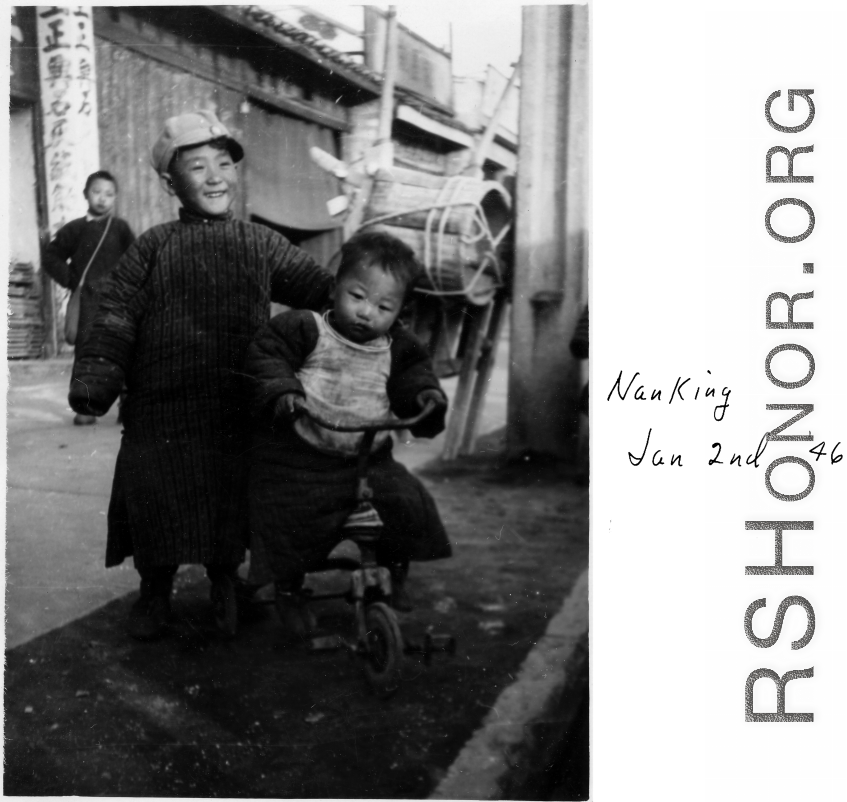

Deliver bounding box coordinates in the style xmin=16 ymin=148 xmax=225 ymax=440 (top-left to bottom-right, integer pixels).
xmin=376 ymin=5 xmax=398 ymax=146
xmin=324 ymin=6 xmax=399 ymax=240
xmin=442 ymin=60 xmax=520 ymax=460
xmin=508 ymin=4 xmax=589 ymax=461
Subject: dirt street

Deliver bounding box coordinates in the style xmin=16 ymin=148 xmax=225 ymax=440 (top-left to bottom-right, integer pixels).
xmin=4 ymin=361 xmax=588 ymax=798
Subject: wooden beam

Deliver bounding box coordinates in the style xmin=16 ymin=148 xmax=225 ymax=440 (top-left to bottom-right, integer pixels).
xmin=469 ymin=60 xmax=520 ymax=177
xmin=377 ymin=6 xmax=399 ymax=145
xmin=395 ymin=104 xmax=474 ymax=150
xmin=458 ymin=294 xmax=509 ymax=455
xmin=442 ymin=303 xmax=491 ymax=461
xmin=31 ymin=97 xmax=59 ymax=357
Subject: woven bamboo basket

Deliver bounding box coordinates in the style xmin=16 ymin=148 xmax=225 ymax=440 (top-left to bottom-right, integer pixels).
xmin=359 ymin=166 xmax=512 ymax=306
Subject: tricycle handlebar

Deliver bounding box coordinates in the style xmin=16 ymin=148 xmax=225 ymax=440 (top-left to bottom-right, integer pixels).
xmin=296 ymin=400 xmax=438 ymax=433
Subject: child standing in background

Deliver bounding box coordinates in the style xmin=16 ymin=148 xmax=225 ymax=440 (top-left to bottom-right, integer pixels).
xmin=42 ymin=170 xmax=135 ymax=425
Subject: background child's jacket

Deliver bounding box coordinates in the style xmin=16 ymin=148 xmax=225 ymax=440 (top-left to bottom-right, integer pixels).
xmin=42 ymin=215 xmax=135 ymax=347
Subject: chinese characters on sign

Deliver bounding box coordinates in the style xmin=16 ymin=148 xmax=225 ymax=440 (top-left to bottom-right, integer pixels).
xmin=37 ymin=6 xmax=100 ymax=236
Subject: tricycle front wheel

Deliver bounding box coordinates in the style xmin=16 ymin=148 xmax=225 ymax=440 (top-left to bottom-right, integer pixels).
xmin=362 ymin=602 xmax=404 ymax=698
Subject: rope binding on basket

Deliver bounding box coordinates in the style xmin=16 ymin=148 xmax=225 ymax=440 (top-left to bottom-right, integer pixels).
xmin=356 ymin=175 xmax=512 ymax=300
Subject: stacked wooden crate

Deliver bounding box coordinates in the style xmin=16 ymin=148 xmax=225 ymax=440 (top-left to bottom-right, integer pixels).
xmin=8 ymin=263 xmax=46 ymax=359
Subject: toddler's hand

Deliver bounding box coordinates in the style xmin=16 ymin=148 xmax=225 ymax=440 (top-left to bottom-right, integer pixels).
xmin=276 ymin=393 xmax=306 ymax=420
xmin=416 ymin=389 xmax=447 ymax=411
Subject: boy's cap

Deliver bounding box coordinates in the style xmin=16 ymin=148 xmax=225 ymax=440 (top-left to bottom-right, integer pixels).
xmin=151 ymin=110 xmax=244 ymax=175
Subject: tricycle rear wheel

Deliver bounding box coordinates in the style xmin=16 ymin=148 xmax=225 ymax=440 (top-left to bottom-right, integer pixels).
xmin=362 ymin=602 xmax=403 ymax=698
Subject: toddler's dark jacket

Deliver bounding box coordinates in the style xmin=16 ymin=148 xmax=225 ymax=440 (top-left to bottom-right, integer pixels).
xmin=244 ymin=310 xmax=452 ymax=583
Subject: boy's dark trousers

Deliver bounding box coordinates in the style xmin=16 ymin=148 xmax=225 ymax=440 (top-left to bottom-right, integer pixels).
xmin=134 ymin=563 xmax=241 ymax=619
xmin=138 ymin=563 xmax=240 ymax=589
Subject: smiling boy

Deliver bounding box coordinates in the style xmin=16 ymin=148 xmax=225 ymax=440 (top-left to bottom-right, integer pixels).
xmin=164 ymin=143 xmax=236 ymax=217
xmin=69 ymin=110 xmax=334 ymax=640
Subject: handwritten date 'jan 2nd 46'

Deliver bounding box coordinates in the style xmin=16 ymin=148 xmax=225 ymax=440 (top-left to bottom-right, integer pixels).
xmin=628 ymin=429 xmax=843 ymax=467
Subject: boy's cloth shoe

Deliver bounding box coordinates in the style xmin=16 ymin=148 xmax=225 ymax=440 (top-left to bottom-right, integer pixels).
xmin=209 ymin=573 xmax=239 ymax=639
xmin=274 ymin=588 xmax=317 ymax=642
xmin=233 ymin=577 xmax=263 ymax=606
xmin=73 ymin=414 xmax=96 ymax=426
xmin=389 ymin=563 xmax=414 ymax=612
xmin=127 ymin=588 xmax=172 ymax=641
xmin=390 ymin=584 xmax=414 ymax=613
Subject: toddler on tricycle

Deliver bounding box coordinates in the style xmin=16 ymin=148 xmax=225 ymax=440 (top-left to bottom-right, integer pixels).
xmin=244 ymin=231 xmax=452 ymax=671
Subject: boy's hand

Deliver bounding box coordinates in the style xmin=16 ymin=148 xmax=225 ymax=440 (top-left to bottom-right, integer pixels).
xmin=276 ymin=393 xmax=306 ymax=420
xmin=416 ymin=389 xmax=447 ymax=411
xmin=69 ymin=379 xmax=112 ymax=417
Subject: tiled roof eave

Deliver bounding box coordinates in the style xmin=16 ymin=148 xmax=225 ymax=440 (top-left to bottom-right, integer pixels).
xmin=213 ymin=5 xmax=478 ymax=138
xmin=212 ymin=5 xmax=382 ymax=93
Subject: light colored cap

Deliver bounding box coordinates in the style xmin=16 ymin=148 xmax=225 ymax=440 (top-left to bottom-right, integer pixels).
xmin=150 ymin=110 xmax=244 ymax=175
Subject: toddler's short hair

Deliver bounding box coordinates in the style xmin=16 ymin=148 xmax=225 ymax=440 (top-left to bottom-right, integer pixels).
xmin=84 ymin=170 xmax=117 ymax=193
xmin=337 ymin=230 xmax=421 ymax=296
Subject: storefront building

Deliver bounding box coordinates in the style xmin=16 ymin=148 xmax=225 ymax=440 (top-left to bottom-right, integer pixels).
xmin=8 ymin=5 xmax=502 ymax=359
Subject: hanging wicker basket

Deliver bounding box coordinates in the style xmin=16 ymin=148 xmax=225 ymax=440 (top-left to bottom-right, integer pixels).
xmin=359 ymin=166 xmax=512 ymax=306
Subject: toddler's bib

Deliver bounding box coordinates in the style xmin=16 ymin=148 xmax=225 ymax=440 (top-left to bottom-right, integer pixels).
xmin=294 ymin=311 xmax=394 ymax=456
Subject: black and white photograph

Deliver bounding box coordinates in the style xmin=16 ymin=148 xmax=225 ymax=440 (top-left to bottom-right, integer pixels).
xmin=7 ymin=1 xmax=846 ymax=800
xmin=5 ymin=3 xmax=589 ymax=798
xmin=590 ymin=1 xmax=846 ymax=798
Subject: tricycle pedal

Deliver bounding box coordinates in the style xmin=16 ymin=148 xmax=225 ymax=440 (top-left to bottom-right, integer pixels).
xmin=310 ymin=634 xmax=348 ymax=651
xmin=404 ymin=633 xmax=457 ymax=664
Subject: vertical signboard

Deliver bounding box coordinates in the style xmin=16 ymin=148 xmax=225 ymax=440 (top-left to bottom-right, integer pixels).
xmin=37 ymin=5 xmax=99 ymax=236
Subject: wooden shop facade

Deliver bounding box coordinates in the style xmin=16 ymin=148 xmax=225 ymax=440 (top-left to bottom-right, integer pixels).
xmin=9 ymin=5 xmax=499 ymax=359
